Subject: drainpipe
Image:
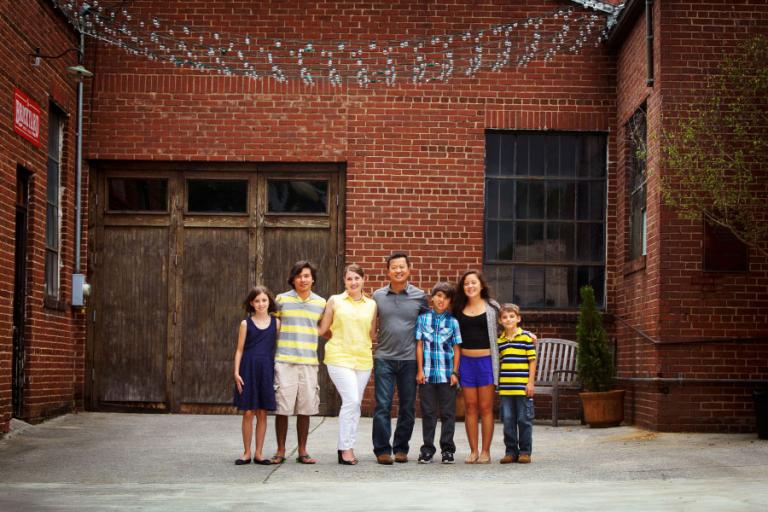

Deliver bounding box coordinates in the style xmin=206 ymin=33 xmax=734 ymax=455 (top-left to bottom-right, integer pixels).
xmin=74 ymin=31 xmax=84 ymax=273
xmin=646 ymin=0 xmax=654 ymax=86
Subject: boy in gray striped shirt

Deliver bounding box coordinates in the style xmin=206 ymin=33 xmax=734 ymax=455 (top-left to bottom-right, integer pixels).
xmin=270 ymin=261 xmax=326 ymax=465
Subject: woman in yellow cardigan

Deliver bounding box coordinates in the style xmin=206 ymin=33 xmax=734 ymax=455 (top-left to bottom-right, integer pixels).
xmin=318 ymin=264 xmax=377 ymax=465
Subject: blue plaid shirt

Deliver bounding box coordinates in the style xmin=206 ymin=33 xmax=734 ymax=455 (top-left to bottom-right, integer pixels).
xmin=414 ymin=309 xmax=462 ymax=384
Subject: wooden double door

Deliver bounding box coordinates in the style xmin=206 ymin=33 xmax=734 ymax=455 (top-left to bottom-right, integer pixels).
xmin=87 ymin=163 xmax=344 ymax=414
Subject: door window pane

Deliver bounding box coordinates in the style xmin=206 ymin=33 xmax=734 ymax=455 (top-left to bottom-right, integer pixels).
xmin=187 ymin=179 xmax=248 ymax=213
xmin=268 ymin=180 xmax=328 ymax=213
xmin=108 ymin=178 xmax=168 ymax=212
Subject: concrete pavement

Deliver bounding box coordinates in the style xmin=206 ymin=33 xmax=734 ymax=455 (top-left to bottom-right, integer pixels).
xmin=1 ymin=412 xmax=767 ymax=511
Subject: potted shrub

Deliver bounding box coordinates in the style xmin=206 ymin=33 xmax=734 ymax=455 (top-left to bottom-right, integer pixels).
xmin=576 ymin=285 xmax=625 ymax=427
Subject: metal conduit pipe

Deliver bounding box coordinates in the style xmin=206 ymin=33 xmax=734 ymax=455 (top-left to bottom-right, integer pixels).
xmin=74 ymin=31 xmax=84 ymax=272
xmin=646 ymin=0 xmax=654 ymax=86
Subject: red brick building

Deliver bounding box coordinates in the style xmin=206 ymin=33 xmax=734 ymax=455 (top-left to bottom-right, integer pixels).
xmin=1 ymin=1 xmax=84 ymax=433
xmin=2 ymin=0 xmax=766 ymax=434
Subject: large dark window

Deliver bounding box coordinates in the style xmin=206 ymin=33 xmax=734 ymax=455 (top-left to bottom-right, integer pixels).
xmin=627 ymin=105 xmax=647 ymax=260
xmin=45 ymin=105 xmax=65 ymax=299
xmin=484 ymin=131 xmax=607 ymax=308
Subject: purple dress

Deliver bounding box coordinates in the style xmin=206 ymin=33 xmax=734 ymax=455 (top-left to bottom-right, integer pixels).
xmin=233 ymin=316 xmax=277 ymax=411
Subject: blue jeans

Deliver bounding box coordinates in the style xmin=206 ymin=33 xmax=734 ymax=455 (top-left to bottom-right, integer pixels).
xmin=372 ymin=359 xmax=417 ymax=456
xmin=500 ymin=395 xmax=534 ymax=456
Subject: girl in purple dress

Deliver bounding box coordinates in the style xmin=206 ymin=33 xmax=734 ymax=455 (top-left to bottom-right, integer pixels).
xmin=233 ymin=286 xmax=279 ymax=465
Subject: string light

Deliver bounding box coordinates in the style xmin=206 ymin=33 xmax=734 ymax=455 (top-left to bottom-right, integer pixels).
xmin=53 ymin=1 xmax=617 ymax=87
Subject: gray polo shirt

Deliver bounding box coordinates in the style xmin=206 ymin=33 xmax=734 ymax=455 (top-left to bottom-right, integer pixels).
xmin=373 ymin=283 xmax=429 ymax=360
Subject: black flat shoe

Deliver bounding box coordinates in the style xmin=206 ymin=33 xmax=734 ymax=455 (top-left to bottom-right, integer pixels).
xmin=234 ymin=458 xmax=251 ymax=465
xmin=253 ymin=458 xmax=272 ymax=466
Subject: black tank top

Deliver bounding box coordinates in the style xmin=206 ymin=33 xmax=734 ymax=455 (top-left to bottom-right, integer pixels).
xmin=457 ymin=311 xmax=490 ymax=350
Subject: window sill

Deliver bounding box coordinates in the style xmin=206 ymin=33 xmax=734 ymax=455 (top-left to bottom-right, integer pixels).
xmin=623 ymin=255 xmax=646 ymax=276
xmin=44 ymin=296 xmax=68 ymax=311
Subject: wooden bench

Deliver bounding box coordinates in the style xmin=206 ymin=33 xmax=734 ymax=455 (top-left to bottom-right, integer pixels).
xmin=534 ymin=338 xmax=580 ymax=427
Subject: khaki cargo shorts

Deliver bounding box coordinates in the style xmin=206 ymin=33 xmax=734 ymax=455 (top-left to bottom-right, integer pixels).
xmin=274 ymin=362 xmax=320 ymax=416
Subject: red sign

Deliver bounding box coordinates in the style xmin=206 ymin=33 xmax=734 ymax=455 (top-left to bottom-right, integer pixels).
xmin=13 ymin=88 xmax=41 ymax=147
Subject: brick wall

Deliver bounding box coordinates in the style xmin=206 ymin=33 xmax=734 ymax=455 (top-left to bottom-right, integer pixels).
xmin=614 ymin=0 xmax=768 ymax=431
xmin=6 ymin=0 xmax=764 ymax=432
xmin=0 ymin=1 xmax=82 ymax=433
xmin=83 ymin=0 xmax=617 ymax=420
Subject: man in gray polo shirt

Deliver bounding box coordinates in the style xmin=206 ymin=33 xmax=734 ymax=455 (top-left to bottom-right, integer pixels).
xmin=372 ymin=252 xmax=428 ymax=464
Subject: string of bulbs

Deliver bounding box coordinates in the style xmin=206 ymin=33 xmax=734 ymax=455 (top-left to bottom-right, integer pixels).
xmin=52 ymin=1 xmax=617 ymax=87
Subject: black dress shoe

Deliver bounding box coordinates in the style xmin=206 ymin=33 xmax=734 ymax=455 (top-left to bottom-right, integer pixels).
xmin=234 ymin=458 xmax=251 ymax=465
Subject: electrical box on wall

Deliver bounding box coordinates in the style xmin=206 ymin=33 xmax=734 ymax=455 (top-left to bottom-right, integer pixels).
xmin=72 ymin=273 xmax=88 ymax=306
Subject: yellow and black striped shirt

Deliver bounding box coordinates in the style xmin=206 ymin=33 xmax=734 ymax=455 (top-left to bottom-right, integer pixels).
xmin=497 ymin=328 xmax=536 ymax=396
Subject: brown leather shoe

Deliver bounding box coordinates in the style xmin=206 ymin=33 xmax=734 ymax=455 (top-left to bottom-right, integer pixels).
xmin=394 ymin=452 xmax=408 ymax=463
xmin=376 ymin=454 xmax=394 ymax=465
xmin=499 ymin=454 xmax=518 ymax=464
xmin=518 ymin=454 xmax=532 ymax=464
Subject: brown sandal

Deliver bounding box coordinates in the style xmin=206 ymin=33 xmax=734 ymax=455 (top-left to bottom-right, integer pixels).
xmin=296 ymin=454 xmax=317 ymax=464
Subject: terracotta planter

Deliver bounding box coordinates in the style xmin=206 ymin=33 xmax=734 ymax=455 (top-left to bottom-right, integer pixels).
xmin=579 ymin=389 xmax=625 ymax=428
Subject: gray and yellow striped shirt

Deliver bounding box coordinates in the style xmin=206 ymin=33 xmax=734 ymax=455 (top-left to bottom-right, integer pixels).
xmin=275 ymin=289 xmax=326 ymax=365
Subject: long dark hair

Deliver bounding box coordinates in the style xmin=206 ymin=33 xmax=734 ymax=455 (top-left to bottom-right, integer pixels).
xmin=452 ymin=269 xmax=493 ymax=316
xmin=243 ymin=285 xmax=278 ymax=314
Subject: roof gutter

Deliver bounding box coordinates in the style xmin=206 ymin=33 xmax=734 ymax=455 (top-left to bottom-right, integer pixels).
xmin=606 ymin=0 xmax=645 ymax=49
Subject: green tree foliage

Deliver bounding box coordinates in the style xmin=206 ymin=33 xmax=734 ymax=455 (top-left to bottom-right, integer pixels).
xmin=660 ymin=35 xmax=768 ymax=257
xmin=576 ymin=286 xmax=614 ymax=392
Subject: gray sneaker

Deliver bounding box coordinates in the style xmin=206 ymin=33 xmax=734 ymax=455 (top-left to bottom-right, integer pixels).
xmin=441 ymin=452 xmax=455 ymax=464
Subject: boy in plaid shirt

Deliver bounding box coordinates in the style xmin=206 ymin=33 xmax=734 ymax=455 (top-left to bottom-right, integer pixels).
xmin=415 ymin=282 xmax=462 ymax=464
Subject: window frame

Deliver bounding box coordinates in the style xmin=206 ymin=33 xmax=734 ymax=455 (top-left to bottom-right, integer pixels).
xmin=44 ymin=104 xmax=65 ymax=301
xmin=627 ymin=104 xmax=648 ymax=261
xmin=484 ymin=130 xmax=608 ymax=309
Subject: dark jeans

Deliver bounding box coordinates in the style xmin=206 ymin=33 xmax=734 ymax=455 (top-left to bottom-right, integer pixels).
xmin=500 ymin=395 xmax=534 ymax=456
xmin=419 ymin=382 xmax=457 ymax=457
xmin=372 ymin=359 xmax=417 ymax=456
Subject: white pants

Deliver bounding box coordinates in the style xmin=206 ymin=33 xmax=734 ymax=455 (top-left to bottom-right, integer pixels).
xmin=327 ymin=365 xmax=371 ymax=450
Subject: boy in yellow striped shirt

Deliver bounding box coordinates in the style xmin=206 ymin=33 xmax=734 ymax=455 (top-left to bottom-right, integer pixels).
xmin=497 ymin=303 xmax=537 ymax=464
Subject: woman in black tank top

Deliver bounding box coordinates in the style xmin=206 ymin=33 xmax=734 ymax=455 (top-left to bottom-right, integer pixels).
xmin=453 ymin=270 xmax=498 ymax=464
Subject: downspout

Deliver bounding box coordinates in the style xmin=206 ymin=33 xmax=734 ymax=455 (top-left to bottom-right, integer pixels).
xmin=646 ymin=0 xmax=654 ymax=86
xmin=75 ymin=31 xmax=84 ymax=272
